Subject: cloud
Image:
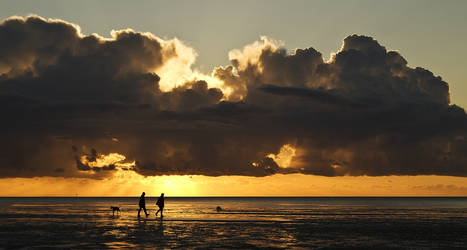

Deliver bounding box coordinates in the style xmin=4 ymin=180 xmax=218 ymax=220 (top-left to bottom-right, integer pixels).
xmin=228 ymin=34 xmax=450 ymax=106
xmin=1 ymin=15 xmax=467 ymax=179
xmin=159 ymin=80 xmax=223 ymax=111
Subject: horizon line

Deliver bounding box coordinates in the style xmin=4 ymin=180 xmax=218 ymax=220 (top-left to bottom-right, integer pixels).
xmin=1 ymin=195 xmax=467 ymax=198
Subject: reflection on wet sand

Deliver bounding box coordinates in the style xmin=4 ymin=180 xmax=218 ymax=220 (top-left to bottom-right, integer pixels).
xmin=0 ymin=197 xmax=466 ymax=248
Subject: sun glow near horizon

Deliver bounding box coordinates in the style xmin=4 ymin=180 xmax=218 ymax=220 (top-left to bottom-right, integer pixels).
xmin=2 ymin=173 xmax=467 ymax=197
xmin=0 ymin=149 xmax=460 ymax=197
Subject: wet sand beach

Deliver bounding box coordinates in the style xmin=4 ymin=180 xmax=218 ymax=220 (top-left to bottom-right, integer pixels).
xmin=0 ymin=197 xmax=466 ymax=249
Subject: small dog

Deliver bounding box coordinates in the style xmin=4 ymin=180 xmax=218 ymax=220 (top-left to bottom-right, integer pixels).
xmin=110 ymin=206 xmax=120 ymax=216
xmin=216 ymin=206 xmax=222 ymax=212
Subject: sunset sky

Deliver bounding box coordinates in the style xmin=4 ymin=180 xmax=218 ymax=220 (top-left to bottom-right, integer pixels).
xmin=1 ymin=0 xmax=467 ymax=196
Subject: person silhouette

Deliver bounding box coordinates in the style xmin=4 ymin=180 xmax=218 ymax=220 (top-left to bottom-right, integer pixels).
xmin=138 ymin=192 xmax=149 ymax=217
xmin=155 ymin=193 xmax=165 ymax=218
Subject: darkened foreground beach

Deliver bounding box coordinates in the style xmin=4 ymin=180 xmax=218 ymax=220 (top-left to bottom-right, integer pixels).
xmin=0 ymin=197 xmax=466 ymax=249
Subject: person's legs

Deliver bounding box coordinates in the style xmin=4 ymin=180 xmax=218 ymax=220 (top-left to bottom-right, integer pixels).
xmin=143 ymin=206 xmax=148 ymax=216
xmin=156 ymin=206 xmax=163 ymax=216
xmin=160 ymin=207 xmax=163 ymax=217
xmin=138 ymin=207 xmax=142 ymax=217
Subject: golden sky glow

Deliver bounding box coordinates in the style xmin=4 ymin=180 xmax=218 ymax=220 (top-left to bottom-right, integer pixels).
xmin=2 ymin=173 xmax=466 ymax=197
xmin=0 ymin=147 xmax=460 ymax=197
xmin=268 ymin=144 xmax=296 ymax=168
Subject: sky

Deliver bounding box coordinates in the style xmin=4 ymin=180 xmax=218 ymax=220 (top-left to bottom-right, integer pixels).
xmin=1 ymin=1 xmax=467 ymax=196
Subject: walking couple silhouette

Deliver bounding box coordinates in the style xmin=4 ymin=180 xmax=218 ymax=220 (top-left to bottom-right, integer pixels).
xmin=138 ymin=192 xmax=164 ymax=218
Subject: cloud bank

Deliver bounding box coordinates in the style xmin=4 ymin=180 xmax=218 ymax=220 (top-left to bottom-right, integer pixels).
xmin=1 ymin=15 xmax=466 ymax=178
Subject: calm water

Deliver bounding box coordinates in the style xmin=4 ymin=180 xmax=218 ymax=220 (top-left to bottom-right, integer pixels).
xmin=0 ymin=197 xmax=466 ymax=249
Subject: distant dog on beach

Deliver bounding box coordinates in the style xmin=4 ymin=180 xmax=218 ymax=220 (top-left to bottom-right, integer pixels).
xmin=110 ymin=206 xmax=120 ymax=216
xmin=216 ymin=206 xmax=222 ymax=212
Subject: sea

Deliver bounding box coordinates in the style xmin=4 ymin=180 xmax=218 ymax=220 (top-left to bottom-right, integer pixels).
xmin=0 ymin=197 xmax=466 ymax=249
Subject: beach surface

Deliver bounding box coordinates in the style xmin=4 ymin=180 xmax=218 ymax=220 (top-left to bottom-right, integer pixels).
xmin=0 ymin=197 xmax=466 ymax=249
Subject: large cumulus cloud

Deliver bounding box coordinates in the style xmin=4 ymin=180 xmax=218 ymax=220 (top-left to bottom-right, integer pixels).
xmin=1 ymin=15 xmax=466 ymax=179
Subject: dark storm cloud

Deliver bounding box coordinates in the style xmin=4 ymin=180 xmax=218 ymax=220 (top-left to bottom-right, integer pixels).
xmin=258 ymin=84 xmax=362 ymax=107
xmin=1 ymin=16 xmax=466 ymax=178
xmin=222 ymin=34 xmax=466 ymax=177
xmin=159 ymin=80 xmax=223 ymax=111
xmin=0 ymin=15 xmax=167 ymax=106
xmin=231 ymin=35 xmax=450 ymax=107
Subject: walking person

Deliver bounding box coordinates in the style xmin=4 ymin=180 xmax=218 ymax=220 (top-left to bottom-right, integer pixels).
xmin=155 ymin=193 xmax=165 ymax=218
xmin=138 ymin=192 xmax=149 ymax=217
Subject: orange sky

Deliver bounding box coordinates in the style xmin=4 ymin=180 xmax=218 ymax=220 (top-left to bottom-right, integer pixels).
xmin=2 ymin=148 xmax=466 ymax=197
xmin=2 ymin=172 xmax=466 ymax=197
